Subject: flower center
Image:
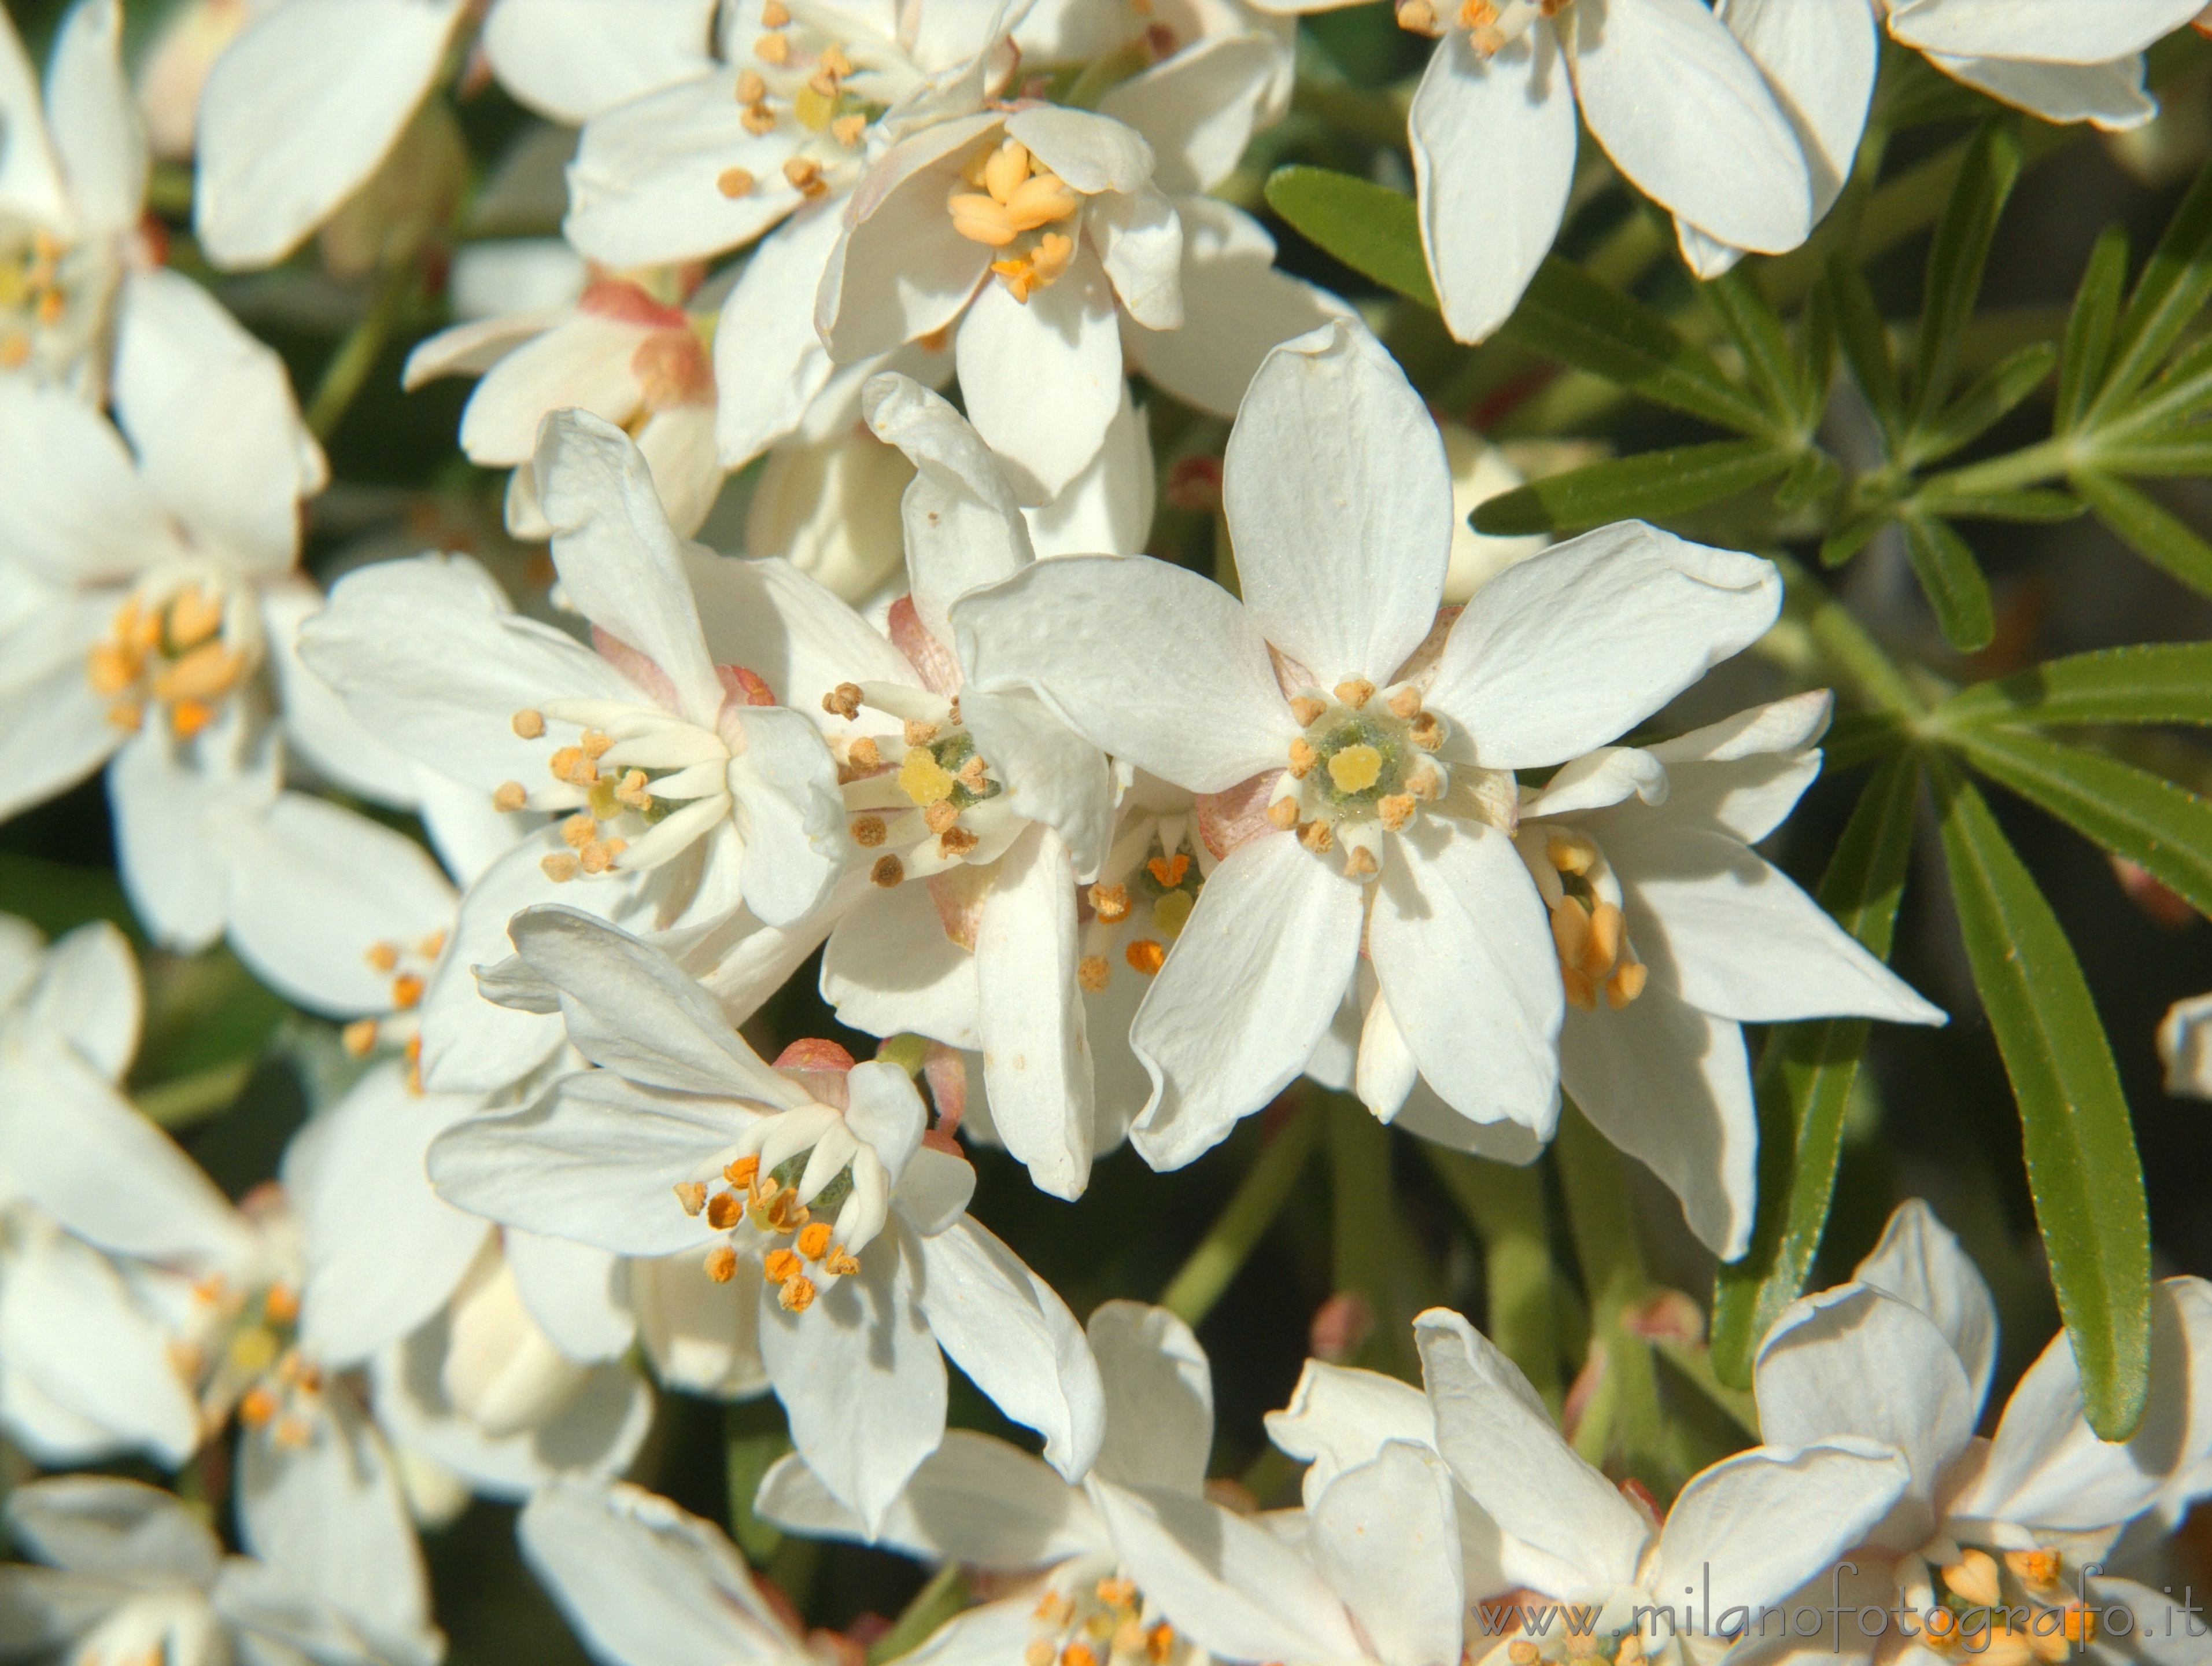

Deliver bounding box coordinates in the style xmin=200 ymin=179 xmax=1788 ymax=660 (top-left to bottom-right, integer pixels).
xmin=0 ymin=220 xmax=113 ymax=382
xmin=1517 ymin=826 xmax=1646 ymax=1012
xmin=1079 ymin=824 xmax=1202 ymax=992
xmin=948 ymin=137 xmax=1084 ymax=303
xmin=1026 ymin=1565 xmax=1184 ymax=1666
xmin=184 ymin=1273 xmax=323 ymax=1448
xmin=1268 ymin=679 xmax=1448 ymax=883
xmin=493 ymin=702 xmax=735 ymax=883
xmin=828 ymin=681 xmax=1025 ymax=888
xmin=715 ymin=6 xmax=903 ymax=204
xmin=84 ymin=569 xmax=262 ymax=740
xmin=673 ymin=1103 xmax=886 ymax=1313
xmin=1916 ymin=1550 xmax=2096 ymax=1665
xmin=1394 ymin=0 xmax=1571 ymax=54
xmin=339 ymin=930 xmax=446 ymax=1088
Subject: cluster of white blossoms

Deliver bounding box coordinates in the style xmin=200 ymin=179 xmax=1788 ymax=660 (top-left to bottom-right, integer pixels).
xmin=4 ymin=0 xmax=2212 ymax=1662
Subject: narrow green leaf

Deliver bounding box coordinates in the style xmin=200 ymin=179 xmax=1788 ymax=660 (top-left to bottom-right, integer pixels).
xmin=1702 ymin=265 xmax=1801 ymax=426
xmin=2058 ymin=224 xmax=2130 ymax=432
xmin=1955 ymin=728 xmax=2212 ymax=919
xmin=1928 ymin=758 xmax=2150 ymax=1440
xmin=1820 ymin=510 xmax=1891 ymax=569
xmin=2090 ymin=438 xmax=2212 ymax=477
xmin=1911 ymin=117 xmax=2023 ymax=432
xmin=2111 ymin=332 xmax=2212 ymax=434
xmin=1829 ymin=257 xmax=1904 ymax=447
xmin=1941 ymin=642 xmax=2212 ymax=728
xmin=1899 ymin=512 xmax=1996 ymax=651
xmin=1774 ymin=448 xmax=1842 ymax=511
xmin=2073 ymin=470 xmax=2212 ymax=597
xmin=1794 ymin=277 xmax=1837 ymax=425
xmin=2089 ymin=156 xmax=2212 ymax=421
xmin=1261 ymin=165 xmax=1438 ymax=309
xmin=1711 ymin=754 xmax=1921 ymax=1387
xmin=1914 ymin=486 xmax=2082 ymax=522
xmin=1500 ymin=257 xmax=1774 ymax=436
xmin=1906 ymin=341 xmax=2057 ymax=467
xmin=1158 ymin=1100 xmax=1321 ymax=1328
xmin=1470 ymin=438 xmax=1790 ymax=535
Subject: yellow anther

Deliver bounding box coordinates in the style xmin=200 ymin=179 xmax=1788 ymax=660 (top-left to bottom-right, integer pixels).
xmin=1126 ymin=939 xmax=1166 ymax=975
xmin=704 ymin=1245 xmax=738 ymax=1282
xmin=1379 ymin=793 xmax=1416 ymax=831
xmin=950 ymin=193 xmax=1020 ymax=247
xmin=797 ymin=1222 xmax=833 ymax=1260
xmin=548 ymin=745 xmax=592 ymax=784
xmin=824 ymin=682 xmax=863 ymax=718
xmin=390 ymin=972 xmax=425 ymax=1009
xmin=264 ymin=1285 xmax=301 ymax=1324
xmin=674 ymin=1181 xmax=708 ymax=1215
xmin=923 ymin=799 xmax=959 ymax=835
xmin=1027 ymin=1645 xmax=1056 ymax=1666
xmin=718 ymin=167 xmax=755 ymax=198
xmin=955 ymin=754 xmax=989 ymax=793
xmin=939 ymin=825 xmax=980 ymax=857
xmin=782 ymin=157 xmax=825 ymax=196
xmin=851 ymin=814 xmax=887 ymax=846
xmin=847 ymin=736 xmax=882 ymax=771
xmin=726 ymin=1154 xmax=760 ymax=1187
xmin=1098 ymin=1578 xmax=1138 ymax=1609
xmin=1387 ymin=685 xmax=1423 ymax=720
xmin=238 ymin=1385 xmax=279 ymax=1427
xmin=706 ymin=1190 xmax=744 ymax=1229
xmin=1288 ymin=695 xmax=1325 ymax=725
xmin=1144 ymin=1627 xmax=1173 ymax=1664
xmin=1287 ymin=738 xmax=1318 ymax=778
xmin=579 ymin=837 xmax=625 ymax=874
xmin=86 ymin=642 xmax=138 ymax=694
xmin=511 ymin=708 xmax=545 ymax=738
xmin=341 ymin=1018 xmax=379 ymax=1056
xmin=493 ymin=781 xmax=527 ymax=812
xmin=991 ymin=233 xmax=1075 ymax=301
xmin=736 ymin=70 xmax=766 ymax=102
xmin=1944 ymin=1550 xmax=2003 ymax=1609
xmin=903 ymin=718 xmax=941 ymax=747
xmin=1327 ymin=743 xmax=1383 ymax=794
xmin=1546 ymin=831 xmax=1596 ymax=875
xmin=764 ymin=1247 xmax=802 ymax=1282
xmin=541 ymin=853 xmax=581 ymax=882
xmin=1508 ymin=1647 xmax=1540 ymax=1666
xmin=741 ymin=102 xmax=777 ymax=135
xmin=581 ymin=729 xmax=612 ymax=760
xmin=105 ymin=700 xmax=143 ymax=731
xmin=614 ymin=769 xmax=652 ymax=809
xmin=780 ymin=1273 xmax=817 ymax=1311
xmin=1064 ymin=1646 xmax=1098 ymax=1666
xmin=2006 ymin=1550 xmax=2063 ymax=1591
xmin=1342 ymin=845 xmax=1378 ymax=880
xmin=365 ymin=941 xmax=401 ymax=972
xmin=153 ymin=642 xmax=246 ymax=702
xmin=755 ymin=32 xmax=789 ymax=62
xmin=1004 ymin=174 xmax=1080 ymax=231
xmin=417 ymin=930 xmax=447 ymax=960
xmin=0 ymin=333 xmax=28 ymax=370
xmin=1088 ymin=882 xmax=1132 ymax=923
xmin=1551 ymin=897 xmax=1591 ymax=964
xmin=983 ymin=138 xmax=1032 ymax=201
xmin=1406 ymin=764 xmax=1442 ymax=800
xmin=1147 ymin=853 xmax=1190 ymax=889
xmin=1408 ymin=711 xmax=1443 ymax=750
xmin=825 ymin=1248 xmax=859 ymax=1277
xmin=169 ymin=698 xmax=216 ymax=738
xmin=832 ymin=113 xmax=867 ymax=146
xmin=1563 ymin=966 xmax=1597 ymax=1011
xmin=167 ymin=587 xmax=224 ymax=648
xmin=1584 ymin=901 xmax=1623 ymax=979
xmin=1334 ymin=678 xmax=1375 ymax=709
xmin=762 ymin=0 xmax=789 ymax=23
xmin=1395 ymin=0 xmax=1440 ymax=34
xmin=1298 ymin=819 xmax=1334 ymax=854
xmin=1077 ymin=954 xmax=1110 ymax=992
xmin=899 ymin=747 xmax=956 ymax=805
xmin=562 ymin=812 xmax=597 ymax=848
xmin=871 ymin=854 xmax=906 ymax=887
xmin=1267 ymin=797 xmax=1299 ymax=830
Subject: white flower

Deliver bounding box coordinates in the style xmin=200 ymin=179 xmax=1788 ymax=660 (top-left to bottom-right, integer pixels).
xmin=2158 ymin=989 xmax=2212 ymax=1099
xmin=0 ymin=1476 xmax=426 ymax=1666
xmin=0 ymin=0 xmax=150 ymax=397
xmin=425 ymin=908 xmax=1106 ymax=1534
xmin=518 ymin=1479 xmax=826 ymax=1666
xmin=403 ymin=268 xmax=725 ymax=541
xmin=298 ymin=411 xmax=848 ymax=1091
xmin=1217 ymin=1307 xmax=1910 ymax=1666
xmin=1882 ymin=0 xmax=2209 ymax=132
xmin=758 ymin=1301 xmax=1223 ymax=1666
xmin=951 ymin=317 xmax=1781 ymax=1169
xmin=1753 ymin=1198 xmax=2212 ymax=1664
xmin=0 ymin=267 xmax=326 ymax=949
xmin=1254 ymin=0 xmax=1818 ymax=342
xmin=1497 ymin=692 xmax=1945 ymax=1258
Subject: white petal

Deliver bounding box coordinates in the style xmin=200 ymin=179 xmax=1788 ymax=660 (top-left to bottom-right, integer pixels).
xmin=563 ymin=69 xmax=804 ymax=267
xmin=1003 ymin=106 xmax=1155 ymax=196
xmin=27 ymin=920 xmax=141 ymax=1082
xmin=1090 ymin=185 xmax=1183 ymax=333
xmin=1560 ymin=989 xmax=1753 ymax=1257
xmin=954 ymin=555 xmax=1297 ymax=792
xmin=109 ymin=720 xmax=274 ymax=953
xmin=1641 ymin=690 xmax=1830 ymax=845
xmin=956 ymin=244 xmax=1126 ymax=504
xmin=508 ymin=1229 xmax=636 ymax=1361
xmin=426 ymin=1071 xmax=732 ymax=1257
xmin=1100 ymin=32 xmax=1289 ymax=197
xmin=482 ymin=0 xmax=717 ymax=124
xmin=113 ymin=268 xmax=323 ymax=571
xmin=1025 ymin=383 xmax=1154 ymax=558
xmin=6 ymin=1473 xmax=220 ymax=1582
xmin=193 ymin=0 xmax=466 ymax=269
xmin=862 ymin=371 xmax=1035 ymax=649
xmin=1851 ymin=1199 xmax=1999 ymax=1414
xmin=1372 ymin=820 xmax=1562 ymax=1134
xmin=1885 ymin=0 xmax=2203 ymax=65
xmin=44 ymin=0 xmax=145 ymax=235
xmin=1413 ymin=1308 xmax=1649 ymax=1593
xmin=760 ymin=1233 xmax=948 ymax=1537
xmin=505 ymin=906 xmax=802 ymax=1102
xmin=261 ymin=579 xmax=430 ymax=811
xmin=1652 ymin=1438 xmax=1908 ymax=1617
xmin=1265 ymin=1358 xmax=1435 ymax=1507
xmin=458 ymin=315 xmax=648 ymax=465
xmin=536 ymin=410 xmax=724 ymax=725
xmin=817 ymin=113 xmax=999 ymax=361
xmin=1428 ymin=521 xmax=1781 ymax=770
xmin=1715 ymin=0 xmax=1877 ymax=226
xmin=1410 ymin=28 xmax=1578 ymax=345
xmin=633 ymin=406 xmax=727 ymax=542
xmin=1089 ymin=1300 xmax=1212 ymax=1496
xmin=961 ymin=686 xmax=1114 ymax=878
xmin=821 ymin=883 xmax=983 ymax=1051
xmin=630 ymin=1250 xmax=766 ymax=1397
xmin=728 ymin=704 xmax=847 ymax=927
xmin=1129 ymin=834 xmax=1364 ymax=1169
xmin=1922 ymin=49 xmax=2157 ymax=130
xmin=0 ymin=8 xmax=65 ymax=225
xmin=915 ymin=1215 xmax=1106 ymax=1482
xmin=970 ymin=824 xmax=1095 ymax=1199
xmin=1573 ymin=0 xmax=1811 ymax=254
xmin=225 ymin=794 xmax=456 ymax=1018
xmin=1121 ymin=197 xmax=1349 ymax=418
xmin=713 ymin=202 xmax=843 ymax=469
xmin=0 ymin=602 xmax=128 ymax=823
xmin=1521 ymin=747 xmax=1669 ymax=820
xmin=1612 ymin=824 xmax=1947 ymax=1025
xmin=0 ymin=381 xmax=176 ymax=587
xmin=685 ymin=547 xmax=918 ymax=714
xmin=1224 ymin=317 xmax=1453 ymax=688
xmin=1309 ymin=1442 xmax=1464 ymax=1666
xmin=519 ymin=1479 xmax=802 ymax=1666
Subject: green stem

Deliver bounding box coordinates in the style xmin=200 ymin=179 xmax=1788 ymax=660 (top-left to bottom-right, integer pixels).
xmin=1159 ymin=1098 xmax=1321 ymax=1328
xmin=306 ymin=260 xmax=417 ymax=442
xmin=1421 ymin=1147 xmax=1565 ymax=1413
xmin=869 ymin=1563 xmax=970 ymax=1664
xmin=1921 ymin=433 xmax=2074 ymax=499
xmin=1328 ymin=1093 xmax=1412 ymax=1375
xmin=1553 ymin=1107 xmax=1666 ymax=1484
xmin=1774 ymin=553 xmax=1930 ymax=719
xmin=723 ymin=1400 xmax=793 ymax=1565
xmin=135 ymin=1059 xmax=254 ymax=1129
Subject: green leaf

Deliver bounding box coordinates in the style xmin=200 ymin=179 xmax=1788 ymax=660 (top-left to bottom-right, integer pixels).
xmin=1470 ymin=439 xmax=1791 ymax=535
xmin=1829 ymin=257 xmax=1904 ymax=447
xmin=1914 ymin=486 xmax=2082 ymax=522
xmin=2058 ymin=224 xmax=2130 ymax=432
xmin=2089 ymin=438 xmax=2212 ymax=477
xmin=1500 ymin=257 xmax=1774 ymax=436
xmin=1261 ymin=165 xmax=1437 ymax=308
xmin=1794 ymin=276 xmax=1837 ymax=423
xmin=1711 ymin=754 xmax=1921 ymax=1387
xmin=1899 ymin=511 xmax=1995 ymax=651
xmin=2088 ymin=155 xmax=2212 ymax=422
xmin=724 ymin=1400 xmax=792 ymax=1562
xmin=1911 ymin=117 xmax=2023 ymax=432
xmin=2073 ymin=469 xmax=2212 ymax=597
xmin=2113 ymin=333 xmax=2212 ymax=435
xmin=1774 ymin=447 xmax=1842 ymax=511
xmin=1940 ymin=642 xmax=2212 ymax=728
xmin=1702 ymin=265 xmax=1802 ymax=426
xmin=1954 ymin=727 xmax=2212 ymax=919
xmin=1820 ymin=510 xmax=1891 ymax=569
xmin=1906 ymin=341 xmax=2057 ymax=467
xmin=1929 ymin=758 xmax=2150 ymax=1440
